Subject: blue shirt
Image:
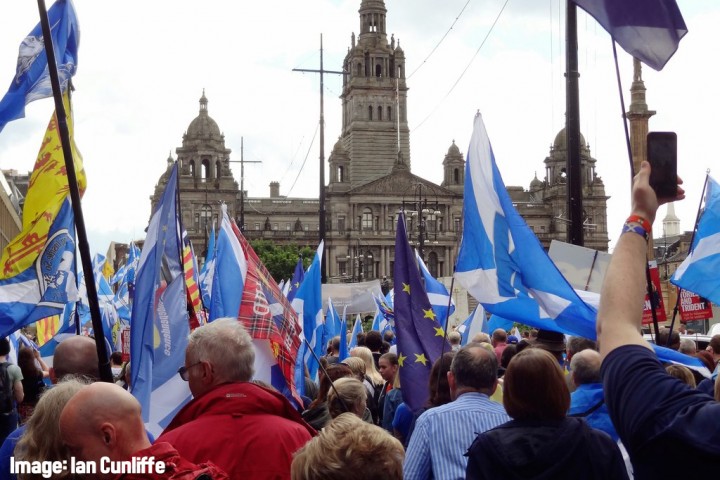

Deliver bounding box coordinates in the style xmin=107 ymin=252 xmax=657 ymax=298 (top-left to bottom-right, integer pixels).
xmin=0 ymin=425 xmax=24 ymax=480
xmin=568 ymin=382 xmax=618 ymax=441
xmin=403 ymin=391 xmax=510 ymax=480
xmin=602 ymin=345 xmax=720 ymax=478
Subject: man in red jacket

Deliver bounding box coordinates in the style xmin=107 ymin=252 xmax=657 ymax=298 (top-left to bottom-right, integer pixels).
xmin=158 ymin=318 xmax=315 ymax=479
xmin=59 ymin=382 xmax=228 ymax=479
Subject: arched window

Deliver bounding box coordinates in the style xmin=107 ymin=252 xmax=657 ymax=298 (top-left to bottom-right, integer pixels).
xmin=189 ymin=160 xmax=196 ymax=178
xmin=368 ymin=106 xmax=373 ymax=120
xmin=362 ymin=208 xmax=373 ymax=230
xmin=201 ymin=158 xmax=211 ymax=181
xmin=338 ymin=166 xmax=344 ymax=182
xmin=375 ymin=64 xmax=382 ymax=77
xmin=453 ymin=168 xmax=459 ymax=184
xmin=428 ymin=252 xmax=439 ymax=277
xmin=387 ymin=106 xmax=392 ymax=121
xmin=377 ymin=106 xmax=382 ymax=121
xmin=357 ymin=62 xmax=362 ymax=77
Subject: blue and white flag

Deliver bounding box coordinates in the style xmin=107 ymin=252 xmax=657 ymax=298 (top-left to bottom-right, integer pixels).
xmin=672 ymin=177 xmax=720 ymax=305
xmin=0 ymin=0 xmax=80 ymax=133
xmin=454 ymin=113 xmax=597 ymax=340
xmin=416 ymin=250 xmax=455 ymax=326
xmin=130 ymin=163 xmax=191 ymax=437
xmin=198 ymin=225 xmax=216 ymax=308
xmin=338 ymin=316 xmax=349 ymax=362
xmin=458 ymin=305 xmax=487 ymax=346
xmin=208 ymin=204 xmax=247 ymax=321
xmin=324 ymin=298 xmax=341 ymax=353
xmin=291 ymin=242 xmax=324 ymax=380
xmin=0 ymin=198 xmax=78 ymax=338
xmin=348 ymin=314 xmax=363 ymax=350
xmin=286 ymin=258 xmax=305 ymax=302
xmin=573 ymin=0 xmax=686 ymax=71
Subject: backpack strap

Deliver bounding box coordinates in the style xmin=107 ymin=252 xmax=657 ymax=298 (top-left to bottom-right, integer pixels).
xmin=568 ymin=397 xmax=605 ymax=418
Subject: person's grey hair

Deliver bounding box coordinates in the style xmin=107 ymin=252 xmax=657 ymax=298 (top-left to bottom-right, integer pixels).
xmin=451 ymin=343 xmax=497 ymax=391
xmin=447 ymin=331 xmax=461 ymax=345
xmin=187 ymin=318 xmax=255 ymax=382
xmin=570 ymin=349 xmax=601 ymax=385
xmin=679 ymin=338 xmax=696 ymax=355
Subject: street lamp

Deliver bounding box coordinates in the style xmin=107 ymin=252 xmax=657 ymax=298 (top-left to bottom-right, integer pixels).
xmin=402 ymin=184 xmax=442 ymax=262
xmin=345 ymin=239 xmax=374 ymax=282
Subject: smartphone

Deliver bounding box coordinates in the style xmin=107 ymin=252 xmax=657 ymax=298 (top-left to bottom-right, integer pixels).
xmin=647 ymin=132 xmax=677 ymax=199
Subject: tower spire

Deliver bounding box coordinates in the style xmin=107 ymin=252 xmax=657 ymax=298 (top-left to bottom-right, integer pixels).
xmin=626 ymin=58 xmax=656 ymax=175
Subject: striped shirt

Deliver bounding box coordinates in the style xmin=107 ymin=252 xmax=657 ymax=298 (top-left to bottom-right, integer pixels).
xmin=403 ymin=392 xmax=510 ymax=480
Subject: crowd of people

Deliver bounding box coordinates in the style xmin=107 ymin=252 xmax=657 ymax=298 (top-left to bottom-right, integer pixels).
xmin=0 ymin=161 xmax=716 ymax=478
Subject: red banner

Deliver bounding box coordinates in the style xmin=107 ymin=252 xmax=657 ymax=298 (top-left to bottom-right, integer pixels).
xmin=678 ymin=288 xmax=713 ymax=322
xmin=121 ymin=327 xmax=131 ymax=363
xmin=642 ymin=261 xmax=667 ymax=324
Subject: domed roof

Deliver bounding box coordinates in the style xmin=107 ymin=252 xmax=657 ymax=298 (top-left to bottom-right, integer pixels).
xmin=333 ymin=137 xmax=347 ymax=154
xmin=447 ymin=140 xmax=461 ymax=156
xmin=530 ymin=172 xmax=543 ymax=190
xmin=553 ymin=128 xmax=587 ymax=150
xmin=186 ymin=91 xmax=222 ymax=139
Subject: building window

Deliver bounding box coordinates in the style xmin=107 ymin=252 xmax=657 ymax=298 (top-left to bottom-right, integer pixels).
xmin=377 ymin=106 xmax=382 ymax=121
xmin=368 ymin=106 xmax=373 ymax=121
xmin=255 ymin=223 xmax=260 ymax=230
xmin=375 ymin=64 xmax=382 ymax=77
xmin=454 ymin=217 xmax=461 ymax=233
xmin=286 ymin=223 xmax=291 ymax=231
xmin=273 ymin=223 xmax=278 ymax=231
xmin=339 ymin=261 xmax=347 ymax=277
xmin=190 ymin=160 xmax=196 ymax=178
xmin=201 ymin=158 xmax=211 ymax=181
xmin=453 ymin=168 xmax=459 ymax=184
xmin=338 ymin=216 xmax=346 ymax=233
xmin=356 ymin=63 xmax=362 ymax=76
xmin=338 ymin=166 xmax=344 ymax=182
xmin=387 ymin=106 xmax=392 ymax=121
xmin=428 ymin=252 xmax=439 ymax=277
xmin=362 ymin=208 xmax=373 ymax=230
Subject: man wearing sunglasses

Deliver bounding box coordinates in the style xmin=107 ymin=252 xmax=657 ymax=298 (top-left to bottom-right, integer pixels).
xmin=157 ymin=318 xmax=315 ymax=479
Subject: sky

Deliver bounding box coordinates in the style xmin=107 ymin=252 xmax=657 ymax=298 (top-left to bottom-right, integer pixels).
xmin=0 ymin=0 xmax=718 ymax=258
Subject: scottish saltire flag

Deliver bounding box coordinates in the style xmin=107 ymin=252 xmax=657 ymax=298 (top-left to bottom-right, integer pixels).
xmin=291 ymin=242 xmax=324 ymax=381
xmin=348 ymin=314 xmax=363 ymax=350
xmin=198 ymin=225 xmax=215 ymax=308
xmin=395 ymin=212 xmax=451 ymax=413
xmin=574 ymin=0 xmax=686 ymax=71
xmin=0 ymin=198 xmax=78 ymax=338
xmin=338 ymin=315 xmax=349 ymax=362
xmin=208 ymin=204 xmax=247 ymax=321
xmin=458 ymin=305 xmax=487 ymax=346
xmin=672 ymin=177 xmax=720 ymax=305
xmin=130 ymin=163 xmax=191 ymax=437
xmin=0 ymin=0 xmax=80 ymax=133
xmin=416 ymin=250 xmax=455 ymax=326
xmin=234 ymin=227 xmax=303 ymax=407
xmin=371 ymin=301 xmax=387 ymax=332
xmin=324 ymin=298 xmax=341 ymax=353
xmin=286 ymin=258 xmax=305 ymax=302
xmin=454 ymin=114 xmax=597 ymax=340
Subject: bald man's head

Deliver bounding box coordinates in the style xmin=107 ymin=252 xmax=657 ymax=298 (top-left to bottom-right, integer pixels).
xmin=52 ymin=336 xmax=100 ymax=382
xmin=570 ymin=348 xmax=602 ymax=386
xmin=60 ymin=383 xmax=148 ymax=470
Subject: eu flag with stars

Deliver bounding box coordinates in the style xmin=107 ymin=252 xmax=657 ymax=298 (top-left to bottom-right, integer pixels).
xmin=394 ymin=211 xmax=450 ymax=414
xmin=0 ymin=0 xmax=80 ymax=132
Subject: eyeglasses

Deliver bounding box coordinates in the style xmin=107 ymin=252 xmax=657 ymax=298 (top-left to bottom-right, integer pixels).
xmin=177 ymin=362 xmax=203 ymax=381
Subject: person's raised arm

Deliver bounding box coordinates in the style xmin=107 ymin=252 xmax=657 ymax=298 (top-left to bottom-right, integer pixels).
xmin=597 ymin=161 xmax=684 ymax=359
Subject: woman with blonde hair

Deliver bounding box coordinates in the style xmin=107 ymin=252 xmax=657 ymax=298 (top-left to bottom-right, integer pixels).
xmin=291 ymin=412 xmax=404 ymax=480
xmin=13 ymin=377 xmax=90 ymax=479
xmin=326 ymin=377 xmax=367 ymax=420
xmin=349 ymin=347 xmax=383 ymax=424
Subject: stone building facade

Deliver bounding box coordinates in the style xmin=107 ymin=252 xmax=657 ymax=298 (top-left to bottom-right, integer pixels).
xmin=149 ymin=0 xmax=609 ymax=281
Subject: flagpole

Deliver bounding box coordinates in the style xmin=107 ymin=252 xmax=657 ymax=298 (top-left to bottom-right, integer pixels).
xmin=666 ymin=172 xmax=710 ymax=340
xmin=36 ymin=0 xmax=113 ymax=383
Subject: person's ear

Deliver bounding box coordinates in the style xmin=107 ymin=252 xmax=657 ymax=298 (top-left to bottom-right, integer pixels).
xmin=99 ymin=423 xmax=117 ymax=448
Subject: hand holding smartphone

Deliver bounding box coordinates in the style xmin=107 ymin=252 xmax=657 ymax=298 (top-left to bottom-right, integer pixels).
xmin=646 ymin=132 xmax=677 ymax=199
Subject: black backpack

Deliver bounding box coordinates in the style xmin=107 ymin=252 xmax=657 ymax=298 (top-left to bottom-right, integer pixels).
xmin=0 ymin=362 xmax=13 ymax=414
